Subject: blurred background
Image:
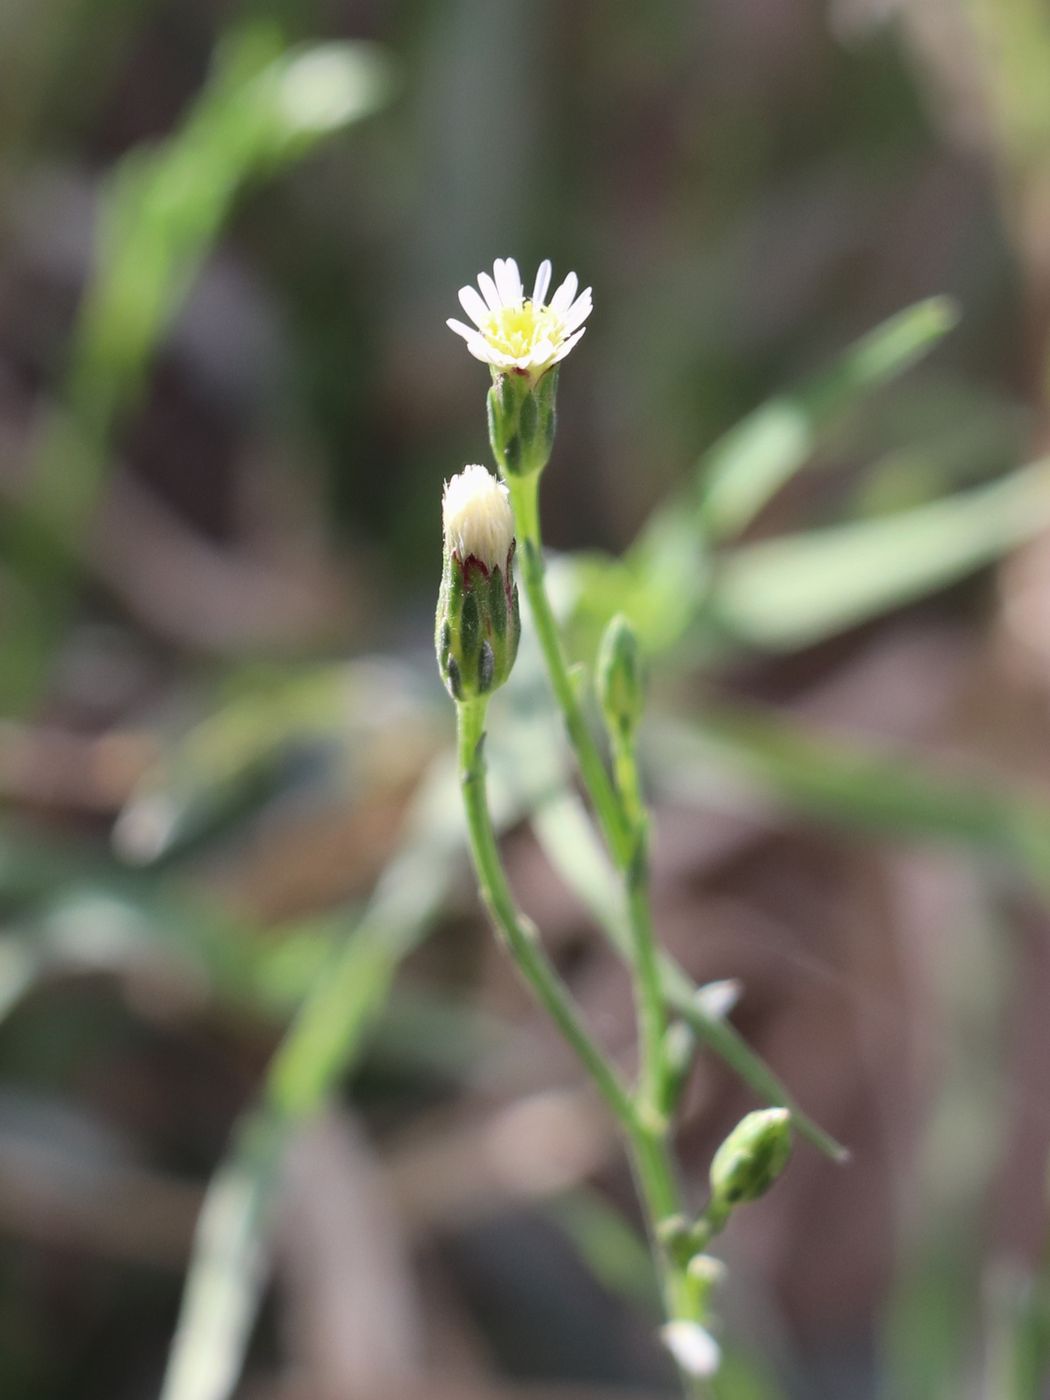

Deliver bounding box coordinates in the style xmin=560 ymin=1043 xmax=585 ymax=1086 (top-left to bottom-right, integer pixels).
xmin=2 ymin=1 xmax=1050 ymax=1397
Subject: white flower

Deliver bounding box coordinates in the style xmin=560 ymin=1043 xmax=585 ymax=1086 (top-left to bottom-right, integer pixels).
xmin=661 ymin=1320 xmax=721 ymax=1379
xmin=447 ymin=257 xmax=592 ymax=377
xmin=442 ymin=464 xmax=515 ymax=570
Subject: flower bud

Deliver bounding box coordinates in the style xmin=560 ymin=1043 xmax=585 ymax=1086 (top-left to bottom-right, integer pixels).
xmin=597 ymin=613 xmax=645 ymax=738
xmin=436 ymin=465 xmax=521 ymax=701
xmin=687 ymin=1254 xmax=727 ymax=1289
xmin=709 ymin=1107 xmax=792 ymax=1213
xmin=661 ymin=1320 xmax=721 ymax=1380
xmin=659 ymin=1020 xmax=698 ymax=1117
xmin=487 ymin=366 xmax=558 ymax=478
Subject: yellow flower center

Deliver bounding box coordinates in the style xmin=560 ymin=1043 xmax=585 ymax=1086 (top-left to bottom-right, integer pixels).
xmin=482 ymin=300 xmax=564 ymax=359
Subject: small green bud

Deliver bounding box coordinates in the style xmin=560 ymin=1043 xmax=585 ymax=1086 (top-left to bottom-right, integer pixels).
xmin=656 ymin=1213 xmax=694 ymax=1261
xmin=597 ymin=613 xmax=645 ymax=737
xmin=487 ymin=366 xmax=558 ymax=478
xmin=709 ymin=1108 xmax=792 ymax=1212
xmin=659 ymin=1019 xmax=698 ymax=1117
xmin=436 ymin=465 xmax=521 ymax=701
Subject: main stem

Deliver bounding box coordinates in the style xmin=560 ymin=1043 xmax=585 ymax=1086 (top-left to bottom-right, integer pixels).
xmin=507 ymin=473 xmax=634 ymax=868
xmin=619 ymin=760 xmax=668 ymax=1123
xmin=503 ymin=471 xmax=707 ymax=1395
xmin=456 ymin=698 xmax=702 ymax=1353
xmin=456 ymin=696 xmax=633 ymax=1125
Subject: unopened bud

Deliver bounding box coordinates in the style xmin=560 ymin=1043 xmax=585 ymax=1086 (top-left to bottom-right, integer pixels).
xmin=661 ymin=1320 xmax=721 ymax=1380
xmin=436 ymin=465 xmax=521 ymax=701
xmin=693 ymin=978 xmax=743 ymax=1021
xmin=709 ymin=1108 xmax=792 ymax=1212
xmin=659 ymin=1020 xmax=698 ymax=1118
xmin=687 ymin=1253 xmax=727 ymax=1288
xmin=597 ymin=613 xmax=644 ymax=738
xmin=487 ymin=367 xmax=558 ymax=478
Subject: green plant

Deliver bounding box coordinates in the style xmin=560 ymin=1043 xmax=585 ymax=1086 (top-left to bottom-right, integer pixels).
xmin=438 ymin=257 xmax=818 ymax=1391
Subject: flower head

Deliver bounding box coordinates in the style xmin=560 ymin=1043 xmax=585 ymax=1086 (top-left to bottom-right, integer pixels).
xmin=436 ymin=466 xmax=520 ymax=702
xmin=447 ymin=257 xmax=592 ymax=379
xmin=442 ymin=463 xmax=515 ymax=571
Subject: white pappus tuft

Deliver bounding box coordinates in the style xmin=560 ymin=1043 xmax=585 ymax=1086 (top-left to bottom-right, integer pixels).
xmin=442 ymin=464 xmax=515 ymax=569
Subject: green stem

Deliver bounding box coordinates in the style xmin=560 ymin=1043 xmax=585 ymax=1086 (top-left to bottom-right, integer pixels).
xmin=628 ymin=860 xmax=666 ymax=1114
xmin=508 ymin=473 xmax=634 ymax=868
xmin=613 ymin=726 xmax=667 ymax=1120
xmin=613 ymin=738 xmax=704 ymax=1391
xmin=457 ymin=695 xmax=705 ymax=1392
xmin=629 ymin=1128 xmax=710 ymax=1400
xmin=456 ymin=696 xmax=633 ymax=1124
xmin=500 ymin=467 xmax=711 ymax=1395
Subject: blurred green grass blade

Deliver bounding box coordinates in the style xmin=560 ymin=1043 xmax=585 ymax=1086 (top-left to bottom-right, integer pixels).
xmin=114 ymin=659 xmax=431 ymax=867
xmin=160 ymin=755 xmax=461 ymax=1400
xmin=571 ymin=301 xmax=960 ymax=659
xmin=985 ymin=1260 xmax=1050 ymax=1400
xmin=0 ymin=822 xmax=349 ymax=1017
xmin=879 ymin=892 xmax=1010 ymax=1399
xmin=695 ymin=297 xmax=959 ymax=541
xmin=547 ymin=1188 xmax=660 ymax=1312
xmin=648 ymin=707 xmax=1050 ymax=896
xmin=986 ymin=1154 xmax=1050 ymax=1399
xmin=0 ymin=824 xmax=255 ymax=987
xmin=114 ymin=667 xmax=351 ymax=864
xmin=3 ymin=26 xmax=394 ymax=708
xmin=159 ymin=1109 xmax=281 ymax=1400
xmin=709 ymin=457 xmax=1050 ymax=651
xmin=71 ymin=29 xmax=393 ymax=420
xmin=0 ymin=939 xmax=41 ymax=1024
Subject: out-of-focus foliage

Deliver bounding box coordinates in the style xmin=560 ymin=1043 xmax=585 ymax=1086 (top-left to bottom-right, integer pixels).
xmin=3 ymin=23 xmax=393 ymax=708
xmin=2 ymin=3 xmax=1050 ymax=1399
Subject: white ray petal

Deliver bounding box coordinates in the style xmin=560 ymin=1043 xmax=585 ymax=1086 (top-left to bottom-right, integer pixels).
xmin=564 ymin=289 xmax=592 ymax=330
xmin=526 ymin=338 xmax=557 ymax=368
xmin=458 ymin=285 xmax=490 ymax=328
xmin=532 ymin=258 xmax=552 ymax=306
xmin=464 ymin=334 xmax=495 ymax=363
xmin=549 ymin=270 xmax=578 ymax=315
xmin=494 ymin=257 xmax=523 ymax=305
xmin=477 ymin=271 xmax=501 ymax=310
xmin=552 ymin=327 xmax=586 ymax=362
xmin=447 ymin=318 xmax=478 ymax=340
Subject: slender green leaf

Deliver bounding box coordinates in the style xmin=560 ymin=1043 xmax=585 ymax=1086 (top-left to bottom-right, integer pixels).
xmin=648 ymin=706 xmax=1050 ymax=898
xmin=547 ymin=1189 xmax=660 ymax=1312
xmin=2 ymin=27 xmax=394 ymax=709
xmin=159 ymin=1109 xmax=283 ymax=1400
xmin=696 ymin=296 xmax=959 ymax=541
xmin=709 ymin=458 xmax=1050 ymax=651
xmin=159 ymin=754 xmax=461 ymax=1400
xmin=570 ymin=300 xmax=961 ymax=658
